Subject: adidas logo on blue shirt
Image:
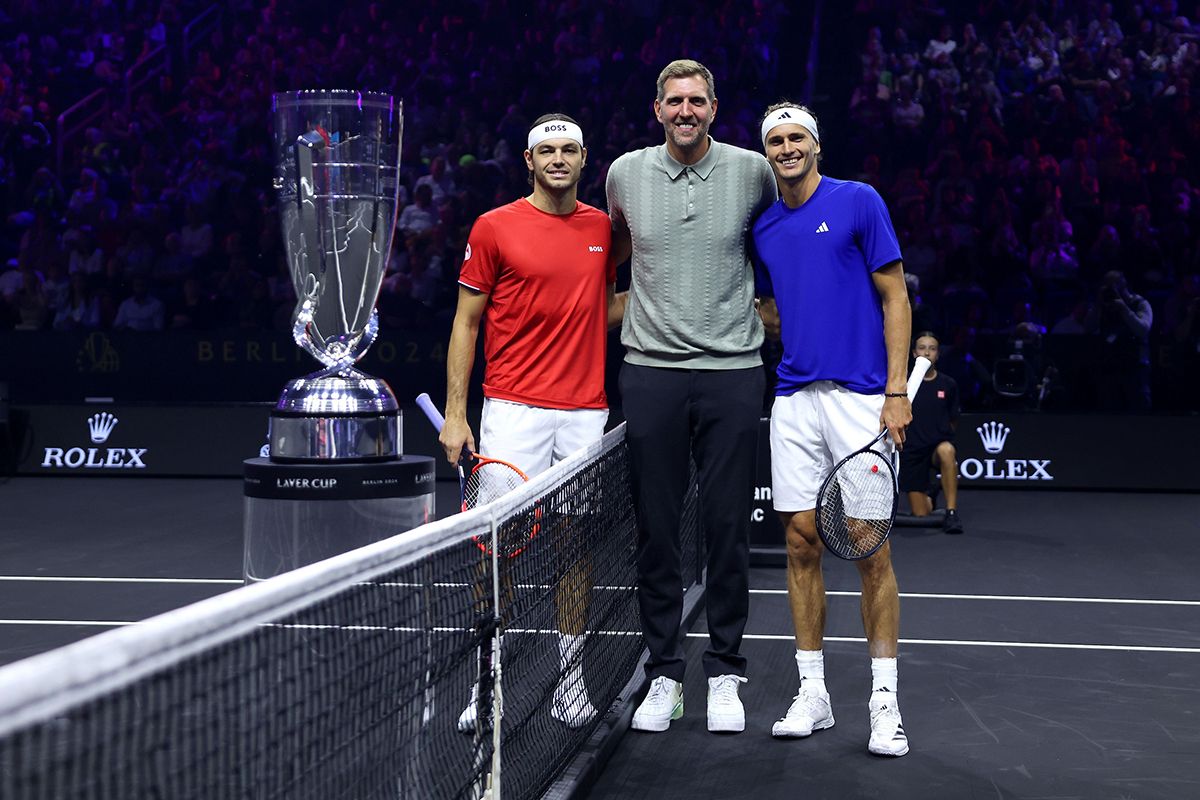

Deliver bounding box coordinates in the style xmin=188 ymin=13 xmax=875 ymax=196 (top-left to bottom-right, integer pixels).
xmin=815 ymin=221 xmax=830 ymax=233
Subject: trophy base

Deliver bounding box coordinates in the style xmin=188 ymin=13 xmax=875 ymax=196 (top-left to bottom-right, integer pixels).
xmin=243 ymin=455 xmax=435 ymax=581
xmin=269 ymin=368 xmax=401 ymax=462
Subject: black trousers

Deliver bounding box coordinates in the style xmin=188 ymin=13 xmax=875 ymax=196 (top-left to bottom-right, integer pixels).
xmin=620 ymin=362 xmax=764 ymax=680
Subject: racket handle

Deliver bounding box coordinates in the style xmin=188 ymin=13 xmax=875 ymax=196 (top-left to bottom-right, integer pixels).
xmin=906 ymin=356 xmax=932 ymax=401
xmin=414 ymin=392 xmax=446 ymax=432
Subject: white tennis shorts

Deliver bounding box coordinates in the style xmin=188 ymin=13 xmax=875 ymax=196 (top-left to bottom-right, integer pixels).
xmin=770 ymin=382 xmax=886 ymax=512
xmin=480 ymin=398 xmax=608 ymax=478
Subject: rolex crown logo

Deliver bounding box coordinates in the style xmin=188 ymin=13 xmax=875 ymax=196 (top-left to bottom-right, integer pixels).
xmin=88 ymin=412 xmax=119 ymax=443
xmin=976 ymin=421 xmax=1010 ymax=454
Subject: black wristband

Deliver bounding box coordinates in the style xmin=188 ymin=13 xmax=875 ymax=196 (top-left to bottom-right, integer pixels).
xmin=883 ymin=392 xmax=907 ymax=398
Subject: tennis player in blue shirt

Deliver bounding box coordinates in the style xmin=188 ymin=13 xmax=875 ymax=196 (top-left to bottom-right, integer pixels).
xmin=751 ymin=103 xmax=913 ymax=756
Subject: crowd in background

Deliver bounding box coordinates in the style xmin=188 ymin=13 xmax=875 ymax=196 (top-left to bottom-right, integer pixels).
xmin=0 ymin=0 xmax=1196 ymax=411
xmin=841 ymin=0 xmax=1199 ymax=411
xmin=0 ymin=0 xmax=788 ymax=339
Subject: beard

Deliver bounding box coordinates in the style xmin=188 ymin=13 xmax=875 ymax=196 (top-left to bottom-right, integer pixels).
xmin=666 ymin=120 xmax=709 ymax=151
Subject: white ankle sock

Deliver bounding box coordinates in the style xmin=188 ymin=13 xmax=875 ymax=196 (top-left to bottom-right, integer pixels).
xmin=871 ymin=657 xmax=898 ymax=693
xmin=796 ymin=649 xmax=827 ymax=694
xmin=560 ymin=633 xmax=585 ymax=664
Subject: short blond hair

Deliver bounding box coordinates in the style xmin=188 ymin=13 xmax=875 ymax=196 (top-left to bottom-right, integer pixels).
xmin=656 ymin=59 xmax=716 ymax=102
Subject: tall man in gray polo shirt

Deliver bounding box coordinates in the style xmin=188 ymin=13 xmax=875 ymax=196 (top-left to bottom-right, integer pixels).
xmin=607 ymin=59 xmax=777 ymax=734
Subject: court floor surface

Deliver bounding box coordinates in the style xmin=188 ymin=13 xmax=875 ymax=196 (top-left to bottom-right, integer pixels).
xmin=1 ymin=478 xmax=1197 ymax=799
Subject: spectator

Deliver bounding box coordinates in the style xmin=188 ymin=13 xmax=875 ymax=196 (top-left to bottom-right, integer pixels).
xmin=414 ymin=155 xmax=456 ymax=206
xmin=11 ymin=266 xmax=48 ymax=330
xmin=167 ymin=276 xmax=216 ymax=331
xmin=398 ymin=183 xmax=438 ymax=238
xmin=112 ymin=277 xmax=165 ymax=332
xmin=0 ymin=260 xmax=24 ymax=299
xmin=66 ymin=168 xmax=116 ymax=229
xmin=53 ymin=272 xmax=102 ymax=331
xmin=179 ymin=203 xmax=214 ymax=264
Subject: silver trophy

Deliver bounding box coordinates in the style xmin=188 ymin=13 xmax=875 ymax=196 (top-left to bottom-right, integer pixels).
xmin=269 ymin=90 xmax=403 ymax=461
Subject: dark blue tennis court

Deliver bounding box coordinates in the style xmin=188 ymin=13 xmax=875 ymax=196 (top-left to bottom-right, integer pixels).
xmin=1 ymin=476 xmax=1196 ymax=799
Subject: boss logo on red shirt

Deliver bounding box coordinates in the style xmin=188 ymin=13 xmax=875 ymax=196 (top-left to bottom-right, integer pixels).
xmin=588 ymin=245 xmax=605 ymax=252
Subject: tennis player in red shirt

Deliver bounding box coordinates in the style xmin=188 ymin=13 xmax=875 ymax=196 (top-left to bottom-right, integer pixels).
xmin=441 ymin=113 xmax=626 ymax=730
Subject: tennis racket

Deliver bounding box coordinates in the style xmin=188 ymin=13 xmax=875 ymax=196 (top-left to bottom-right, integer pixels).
xmin=414 ymin=393 xmax=538 ymax=557
xmin=814 ymin=356 xmax=932 ymax=561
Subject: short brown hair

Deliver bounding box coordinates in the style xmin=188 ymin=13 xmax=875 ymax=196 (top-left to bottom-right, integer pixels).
xmin=656 ymin=59 xmax=716 ymax=102
xmin=760 ymin=101 xmax=823 ymax=163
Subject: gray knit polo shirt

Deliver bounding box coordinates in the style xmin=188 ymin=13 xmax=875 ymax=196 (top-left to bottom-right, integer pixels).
xmin=607 ymin=138 xmax=778 ymax=369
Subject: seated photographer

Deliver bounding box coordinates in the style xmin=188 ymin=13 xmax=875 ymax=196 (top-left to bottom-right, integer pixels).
xmin=899 ymin=332 xmax=964 ymax=535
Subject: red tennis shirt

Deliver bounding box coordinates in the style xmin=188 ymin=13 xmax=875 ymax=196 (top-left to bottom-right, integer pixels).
xmin=459 ymin=198 xmax=615 ymax=410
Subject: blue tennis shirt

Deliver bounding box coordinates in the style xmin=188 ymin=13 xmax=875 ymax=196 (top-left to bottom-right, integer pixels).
xmin=752 ymin=177 xmax=902 ymax=395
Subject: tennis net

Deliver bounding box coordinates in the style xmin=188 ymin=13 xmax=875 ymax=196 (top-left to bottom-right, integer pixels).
xmin=0 ymin=422 xmax=704 ymax=800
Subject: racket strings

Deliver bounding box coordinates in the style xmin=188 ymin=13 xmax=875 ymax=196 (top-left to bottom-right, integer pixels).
xmin=465 ymin=461 xmax=538 ymax=558
xmin=817 ymin=449 xmax=895 ymax=559
xmin=464 ymin=461 xmax=528 ymax=507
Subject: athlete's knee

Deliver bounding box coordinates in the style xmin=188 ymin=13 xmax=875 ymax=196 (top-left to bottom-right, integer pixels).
xmin=855 ymin=540 xmax=894 ymax=580
xmin=935 ymin=440 xmax=957 ymax=466
xmin=781 ymin=513 xmax=821 ymax=566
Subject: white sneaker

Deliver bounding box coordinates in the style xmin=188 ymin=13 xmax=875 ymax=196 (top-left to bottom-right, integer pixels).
xmin=551 ymin=678 xmax=599 ymax=728
xmin=457 ymin=685 xmax=478 ymax=734
xmin=867 ymin=690 xmax=909 ymax=756
xmin=771 ymin=685 xmax=835 ymax=738
xmin=706 ymin=675 xmax=748 ymax=733
xmin=631 ymin=676 xmax=683 ymax=732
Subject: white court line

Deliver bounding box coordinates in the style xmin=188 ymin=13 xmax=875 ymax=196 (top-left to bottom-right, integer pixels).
xmin=692 ymin=632 xmax=1200 ymax=654
xmin=2 ymin=579 xmax=1192 ymax=606
xmin=0 ymin=619 xmax=137 ymax=627
xmin=2 ymin=618 xmax=1197 ymax=654
xmin=750 ymin=589 xmax=1200 ymax=606
xmin=0 ymin=576 xmax=241 ymax=585
xmin=0 ymin=576 xmax=639 ymax=590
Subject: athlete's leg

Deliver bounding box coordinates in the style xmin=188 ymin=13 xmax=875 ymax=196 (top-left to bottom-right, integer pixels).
xmin=780 ymin=509 xmax=826 ymax=648
xmin=859 ymin=538 xmax=908 ymax=756
xmin=549 ymin=408 xmax=606 ymax=638
xmin=770 ymin=388 xmax=829 ymax=648
xmin=854 ymin=541 xmax=900 ymax=658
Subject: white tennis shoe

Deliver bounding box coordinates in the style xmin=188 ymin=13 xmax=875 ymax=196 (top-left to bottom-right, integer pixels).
xmin=457 ymin=685 xmax=478 ymax=733
xmin=631 ymin=676 xmax=683 ymax=732
xmin=771 ymin=684 xmax=835 ymax=738
xmin=868 ymin=689 xmax=909 ymax=756
xmin=706 ymin=674 xmax=748 ymax=732
xmin=551 ymin=679 xmax=599 ymax=728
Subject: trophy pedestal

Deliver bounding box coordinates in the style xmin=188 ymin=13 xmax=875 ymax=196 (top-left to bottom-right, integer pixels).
xmin=242 ymin=456 xmax=435 ymax=582
xmin=269 ymin=369 xmax=401 ymax=462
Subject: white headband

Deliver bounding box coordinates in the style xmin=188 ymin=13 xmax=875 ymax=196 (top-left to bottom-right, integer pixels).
xmin=527 ymin=120 xmax=584 ymax=150
xmin=760 ymin=107 xmax=819 ymax=147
